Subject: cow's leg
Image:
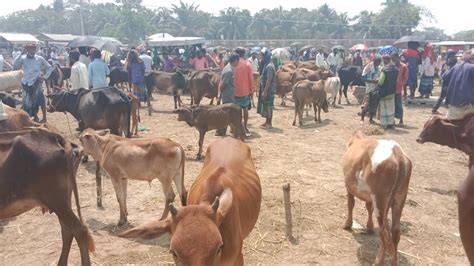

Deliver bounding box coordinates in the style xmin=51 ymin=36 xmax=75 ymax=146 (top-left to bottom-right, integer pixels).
xmin=281 ymin=96 xmax=286 ymax=107
xmin=298 ymin=105 xmax=304 ymax=126
xmin=197 ymin=130 xmax=205 ymax=160
xmin=338 ymin=88 xmax=342 ymax=105
xmin=343 ymin=192 xmax=355 ymax=230
xmin=389 ymin=202 xmax=403 ymax=266
xmin=374 ymin=195 xmax=389 ymax=266
xmin=58 ymin=220 xmax=74 ymax=265
xmin=344 ymin=85 xmax=351 ymax=105
xmin=209 ymin=97 xmax=214 ymax=105
xmin=121 ymin=178 xmax=128 ymax=219
xmin=159 ymin=178 xmax=176 ymax=221
xmin=317 ymin=106 xmax=322 ymax=122
xmin=110 ymin=176 xmax=128 ymax=226
xmin=96 ymin=162 xmax=103 ymax=208
xmin=365 ymin=202 xmax=374 ymax=234
xmin=292 ymin=103 xmax=298 ymax=126
xmin=313 ymin=103 xmax=318 ymax=122
xmin=173 ymin=95 xmax=178 ymax=109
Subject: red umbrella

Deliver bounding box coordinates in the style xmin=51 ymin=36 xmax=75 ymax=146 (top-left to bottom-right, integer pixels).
xmin=350 ymin=44 xmax=368 ymax=51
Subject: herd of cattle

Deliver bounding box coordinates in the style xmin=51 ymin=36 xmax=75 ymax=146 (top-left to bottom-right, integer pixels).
xmin=1 ymin=60 xmax=474 ymax=265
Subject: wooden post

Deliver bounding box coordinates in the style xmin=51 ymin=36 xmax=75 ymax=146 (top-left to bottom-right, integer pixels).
xmin=96 ymin=161 xmax=103 ymax=208
xmin=283 ymin=183 xmax=295 ymax=242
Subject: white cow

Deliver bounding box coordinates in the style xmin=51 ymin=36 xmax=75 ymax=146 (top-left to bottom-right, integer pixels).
xmin=324 ymin=76 xmax=341 ymax=107
xmin=0 ymin=70 xmax=23 ymax=93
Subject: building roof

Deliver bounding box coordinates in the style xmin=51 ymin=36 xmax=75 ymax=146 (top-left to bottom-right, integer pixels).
xmin=147 ymin=34 xmax=206 ymax=47
xmin=36 ymin=33 xmax=80 ymax=43
xmin=0 ymin=32 xmax=39 ymax=44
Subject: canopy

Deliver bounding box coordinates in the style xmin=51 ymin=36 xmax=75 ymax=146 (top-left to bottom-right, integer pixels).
xmin=350 ymin=44 xmax=368 ymax=51
xmin=36 ymin=33 xmax=80 ymax=44
xmin=0 ymin=32 xmax=39 ymax=44
xmin=147 ymin=35 xmax=206 ymax=47
xmin=147 ymin=33 xmax=174 ymax=39
xmin=394 ymin=36 xmax=424 ymax=47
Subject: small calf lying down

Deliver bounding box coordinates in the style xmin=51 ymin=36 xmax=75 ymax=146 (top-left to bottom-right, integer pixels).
xmin=343 ymin=130 xmax=412 ymax=265
xmin=360 ymin=89 xmax=380 ymax=123
xmin=79 ymin=128 xmax=187 ymax=225
xmin=173 ymin=103 xmax=244 ymax=160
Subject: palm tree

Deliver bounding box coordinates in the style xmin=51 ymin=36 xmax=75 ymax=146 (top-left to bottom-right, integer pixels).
xmin=218 ymin=7 xmax=250 ymax=40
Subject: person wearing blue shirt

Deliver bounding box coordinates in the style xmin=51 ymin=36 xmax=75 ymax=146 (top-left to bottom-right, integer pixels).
xmin=13 ymin=42 xmax=53 ymax=122
xmin=443 ymin=49 xmax=474 ymax=119
xmin=88 ymin=49 xmax=110 ymax=89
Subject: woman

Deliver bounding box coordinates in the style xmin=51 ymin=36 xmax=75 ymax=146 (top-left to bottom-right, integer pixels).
xmin=377 ymin=54 xmax=399 ymax=129
xmin=126 ymin=49 xmax=146 ymax=103
xmin=257 ymin=49 xmax=277 ymax=129
xmin=419 ymin=43 xmax=436 ymax=98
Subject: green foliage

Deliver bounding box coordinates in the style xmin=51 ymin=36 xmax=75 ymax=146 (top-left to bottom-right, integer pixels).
xmin=0 ymin=0 xmax=459 ymax=43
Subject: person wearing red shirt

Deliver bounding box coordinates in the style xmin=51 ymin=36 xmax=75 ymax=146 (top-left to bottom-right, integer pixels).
xmin=189 ymin=50 xmax=209 ymax=70
xmin=234 ymin=48 xmax=254 ymax=137
xmin=392 ymin=53 xmax=408 ymax=125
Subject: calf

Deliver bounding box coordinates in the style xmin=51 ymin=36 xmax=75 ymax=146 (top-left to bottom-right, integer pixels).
xmin=173 ymin=103 xmax=244 ymax=160
xmin=276 ymin=70 xmax=294 ymax=106
xmin=338 ymin=66 xmax=365 ymax=105
xmin=324 ymin=76 xmax=341 ymax=107
xmin=0 ymin=129 xmax=94 ymax=265
xmin=458 ymin=166 xmax=474 ymax=264
xmin=119 ymin=137 xmax=262 ymax=266
xmin=144 ymin=71 xmax=186 ymax=113
xmin=292 ymin=80 xmax=329 ymax=126
xmin=79 ymin=129 xmax=187 ymax=225
xmin=127 ymin=93 xmax=140 ymax=136
xmin=360 ymin=89 xmax=380 ymax=123
xmin=417 ymin=111 xmax=474 ymax=168
xmin=343 ymin=131 xmax=412 ymax=265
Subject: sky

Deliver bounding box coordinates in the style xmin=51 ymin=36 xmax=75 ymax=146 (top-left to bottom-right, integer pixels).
xmin=0 ymin=0 xmax=471 ymax=35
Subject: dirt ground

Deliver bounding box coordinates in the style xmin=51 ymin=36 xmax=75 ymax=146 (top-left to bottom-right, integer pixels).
xmin=0 ymin=87 xmax=469 ymax=265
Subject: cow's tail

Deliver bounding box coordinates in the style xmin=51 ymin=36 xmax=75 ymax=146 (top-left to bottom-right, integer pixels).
xmin=380 ymin=152 xmax=406 ymax=257
xmin=70 ymin=146 xmax=95 ymax=253
xmin=175 ymin=145 xmax=187 ymax=206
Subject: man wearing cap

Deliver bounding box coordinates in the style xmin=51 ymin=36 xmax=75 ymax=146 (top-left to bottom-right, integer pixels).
xmin=234 ymin=47 xmax=254 ymax=137
xmin=443 ymin=49 xmax=474 ymax=119
xmin=13 ymin=43 xmax=53 ymax=123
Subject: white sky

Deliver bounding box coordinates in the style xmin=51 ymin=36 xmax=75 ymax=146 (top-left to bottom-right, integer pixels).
xmin=0 ymin=0 xmax=471 ymax=35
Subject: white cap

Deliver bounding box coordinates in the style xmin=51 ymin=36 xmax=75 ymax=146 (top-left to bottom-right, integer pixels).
xmin=0 ymin=103 xmax=8 ymax=121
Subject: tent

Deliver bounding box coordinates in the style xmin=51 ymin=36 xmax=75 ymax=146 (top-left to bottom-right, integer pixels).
xmin=147 ymin=33 xmax=206 ymax=47
xmin=36 ymin=33 xmax=80 ymax=45
xmin=0 ymin=32 xmax=39 ymax=47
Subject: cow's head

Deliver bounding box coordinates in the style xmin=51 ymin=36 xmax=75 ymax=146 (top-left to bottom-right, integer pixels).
xmin=173 ymin=107 xmax=193 ymax=126
xmin=46 ymin=88 xmax=83 ymax=113
xmin=78 ymin=128 xmax=109 ymax=159
xmin=417 ymin=115 xmax=457 ymax=145
xmin=119 ymin=188 xmax=233 ymax=266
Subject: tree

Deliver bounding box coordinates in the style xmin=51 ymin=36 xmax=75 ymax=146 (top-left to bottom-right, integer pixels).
xmin=218 ymin=7 xmax=251 ymax=40
xmin=53 ymin=0 xmax=64 ymax=12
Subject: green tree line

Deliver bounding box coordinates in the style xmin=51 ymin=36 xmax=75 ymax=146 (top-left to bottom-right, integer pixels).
xmin=0 ymin=0 xmax=461 ymax=44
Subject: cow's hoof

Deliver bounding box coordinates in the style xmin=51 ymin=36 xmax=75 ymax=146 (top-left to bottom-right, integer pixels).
xmin=342 ymin=222 xmax=352 ymax=231
xmin=292 ymin=122 xmax=296 ymax=126
xmin=365 ymin=228 xmax=375 ymax=235
xmin=117 ymin=219 xmax=128 ymax=227
xmin=196 ymin=155 xmax=202 ymax=160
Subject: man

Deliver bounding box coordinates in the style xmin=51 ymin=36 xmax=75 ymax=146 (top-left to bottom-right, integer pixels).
xmin=216 ymin=54 xmax=240 ymax=136
xmin=362 ymin=56 xmax=381 ymax=93
xmin=69 ymin=50 xmax=88 ymax=90
xmin=419 ymin=43 xmax=436 ymax=98
xmin=139 ymin=49 xmax=153 ymax=73
xmin=248 ymin=51 xmax=259 ymax=72
xmin=13 ymin=43 xmax=53 ymax=123
xmin=189 ymin=50 xmax=208 ymax=71
xmin=432 ymin=50 xmax=457 ymax=115
xmin=88 ymin=49 xmax=110 ymax=89
xmin=257 ymin=49 xmax=277 ymax=129
xmin=327 ymin=48 xmax=342 ymax=76
xmin=403 ymin=43 xmax=420 ymax=98
xmin=315 ymin=49 xmax=327 ymax=69
xmin=443 ymin=49 xmax=474 ymax=119
xmin=50 ymin=48 xmax=60 ymax=66
xmin=392 ymin=53 xmax=408 ymax=125
xmin=234 ymin=48 xmax=254 ymax=137
xmin=162 ymin=52 xmax=175 ymax=72
xmin=78 ymin=47 xmax=90 ymax=67
xmin=377 ymin=54 xmax=399 ymax=130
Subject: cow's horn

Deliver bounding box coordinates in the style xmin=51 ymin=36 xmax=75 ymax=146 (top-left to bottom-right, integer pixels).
xmin=211 ymin=196 xmax=220 ymax=212
xmin=169 ymin=203 xmax=178 ymax=216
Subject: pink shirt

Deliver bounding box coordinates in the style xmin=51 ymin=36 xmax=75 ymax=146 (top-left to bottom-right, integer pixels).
xmin=234 ymin=58 xmax=254 ymax=97
xmin=396 ymin=62 xmax=408 ymax=94
xmin=189 ymin=57 xmax=209 ymax=70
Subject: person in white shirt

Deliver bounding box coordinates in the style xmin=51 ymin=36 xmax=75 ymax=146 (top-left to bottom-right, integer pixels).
xmin=315 ymin=49 xmax=327 ymax=69
xmin=247 ymin=51 xmax=259 ymax=72
xmin=50 ymin=49 xmax=60 ymax=65
xmin=69 ymin=50 xmax=89 ymax=90
xmin=327 ymin=48 xmax=339 ymax=75
xmin=78 ymin=47 xmax=91 ymax=67
xmin=139 ymin=50 xmax=153 ymax=73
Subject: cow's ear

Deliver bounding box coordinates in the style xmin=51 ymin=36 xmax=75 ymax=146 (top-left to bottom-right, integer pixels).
xmin=119 ymin=217 xmax=172 ymax=239
xmin=215 ymin=188 xmax=233 ymax=226
xmin=97 ymin=129 xmax=110 ymax=136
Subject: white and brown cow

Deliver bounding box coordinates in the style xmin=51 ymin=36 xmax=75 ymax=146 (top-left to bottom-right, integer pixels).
xmin=343 ymin=131 xmax=412 ymax=265
xmin=79 ymin=129 xmax=187 ymax=225
xmin=119 ymin=137 xmax=262 ymax=265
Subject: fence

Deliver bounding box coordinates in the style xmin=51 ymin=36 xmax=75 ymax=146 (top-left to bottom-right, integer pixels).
xmin=207 ymin=39 xmax=397 ymax=49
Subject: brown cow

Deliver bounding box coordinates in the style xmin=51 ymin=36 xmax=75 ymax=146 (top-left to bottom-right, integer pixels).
xmin=0 ymin=104 xmax=59 ymax=133
xmin=276 ymin=70 xmax=294 ymax=106
xmin=297 ymin=61 xmax=319 ymax=71
xmin=343 ymin=131 xmax=412 ymax=265
xmin=144 ymin=71 xmax=186 ymax=114
xmin=189 ymin=69 xmax=221 ymax=106
xmin=119 ymin=137 xmax=262 ymax=266
xmin=127 ymin=93 xmax=140 ymax=136
xmin=0 ymin=129 xmax=94 ymax=265
xmin=251 ymin=72 xmax=260 ymax=108
xmin=79 ymin=129 xmax=187 ymax=225
xmin=458 ymin=166 xmax=474 ymax=264
xmin=292 ymin=80 xmax=329 ymax=126
xmin=173 ymin=103 xmax=244 ymax=160
xmin=417 ymin=111 xmax=474 ymax=168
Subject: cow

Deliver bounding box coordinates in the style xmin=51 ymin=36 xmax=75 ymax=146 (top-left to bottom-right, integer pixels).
xmin=127 ymin=93 xmax=140 ymax=136
xmin=0 ymin=70 xmax=23 ymax=93
xmin=276 ymin=70 xmax=294 ymax=106
xmin=45 ymin=65 xmax=64 ymax=93
xmin=417 ymin=111 xmax=474 ymax=168
xmin=251 ymin=72 xmax=260 ymax=108
xmin=324 ymin=76 xmax=341 ymax=107
xmin=343 ymin=130 xmax=412 ymax=265
xmin=47 ymin=86 xmax=131 ymax=138
xmin=0 ymin=104 xmax=35 ymax=132
xmin=109 ymin=68 xmax=130 ymax=91
xmin=458 ymin=166 xmax=474 ymax=264
xmin=297 ymin=61 xmax=319 ymax=71
xmin=360 ymin=89 xmax=380 ymax=123
xmin=188 ymin=69 xmax=221 ymax=106
xmin=292 ymin=80 xmax=329 ymax=126
xmin=144 ymin=71 xmax=186 ymax=114
xmin=0 ymin=129 xmax=94 ymax=265
xmin=79 ymin=129 xmax=187 ymax=225
xmin=338 ymin=66 xmax=365 ymax=105
xmin=119 ymin=137 xmax=262 ymax=266
xmin=173 ymin=103 xmax=244 ymax=160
